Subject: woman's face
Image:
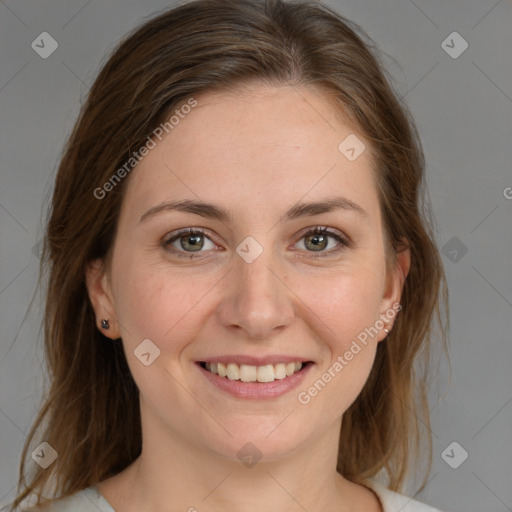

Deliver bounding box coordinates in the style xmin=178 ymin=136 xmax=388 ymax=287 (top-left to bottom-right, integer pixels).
xmin=87 ymin=84 xmax=409 ymax=461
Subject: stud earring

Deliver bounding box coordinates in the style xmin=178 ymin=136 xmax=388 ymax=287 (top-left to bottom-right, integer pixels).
xmin=101 ymin=319 xmax=110 ymax=329
xmin=383 ymin=326 xmax=390 ymax=334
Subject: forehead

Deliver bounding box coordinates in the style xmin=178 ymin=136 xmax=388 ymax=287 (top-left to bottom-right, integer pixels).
xmin=120 ymin=84 xmax=380 ymax=226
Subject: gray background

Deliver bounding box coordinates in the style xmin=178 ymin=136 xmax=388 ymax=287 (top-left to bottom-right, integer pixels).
xmin=1 ymin=1 xmax=511 ymax=511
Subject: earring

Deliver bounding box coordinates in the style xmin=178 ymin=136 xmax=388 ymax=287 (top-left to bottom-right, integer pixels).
xmin=101 ymin=319 xmax=110 ymax=329
xmin=383 ymin=326 xmax=390 ymax=334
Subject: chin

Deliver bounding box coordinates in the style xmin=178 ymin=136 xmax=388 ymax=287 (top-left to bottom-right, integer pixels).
xmin=196 ymin=415 xmax=317 ymax=464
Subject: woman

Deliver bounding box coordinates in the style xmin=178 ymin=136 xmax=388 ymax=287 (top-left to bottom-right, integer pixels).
xmin=8 ymin=0 xmax=449 ymax=511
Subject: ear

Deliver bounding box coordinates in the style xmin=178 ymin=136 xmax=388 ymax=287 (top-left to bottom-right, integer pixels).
xmin=85 ymin=258 xmax=121 ymax=339
xmin=377 ymin=238 xmax=411 ymax=342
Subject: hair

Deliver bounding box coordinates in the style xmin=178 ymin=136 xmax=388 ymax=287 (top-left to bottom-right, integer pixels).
xmin=8 ymin=0 xmax=449 ymax=510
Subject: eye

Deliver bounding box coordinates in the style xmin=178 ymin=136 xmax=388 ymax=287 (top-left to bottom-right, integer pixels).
xmin=163 ymin=228 xmax=218 ymax=258
xmin=292 ymin=226 xmax=350 ymax=257
xmin=162 ymin=226 xmax=351 ymax=260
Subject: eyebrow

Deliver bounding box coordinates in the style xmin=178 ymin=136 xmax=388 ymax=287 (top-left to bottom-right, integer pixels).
xmin=139 ymin=196 xmax=368 ymax=224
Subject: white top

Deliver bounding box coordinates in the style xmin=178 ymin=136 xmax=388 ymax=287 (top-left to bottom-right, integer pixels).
xmin=41 ymin=480 xmax=444 ymax=512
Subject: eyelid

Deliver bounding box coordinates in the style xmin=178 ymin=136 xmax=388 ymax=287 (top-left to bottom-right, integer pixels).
xmin=163 ymin=227 xmax=216 ymax=245
xmin=294 ymin=225 xmax=351 ymax=245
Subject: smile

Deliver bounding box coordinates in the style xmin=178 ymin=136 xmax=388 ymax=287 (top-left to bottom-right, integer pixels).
xmin=197 ymin=359 xmax=313 ymax=399
xmin=202 ymin=361 xmax=304 ymax=383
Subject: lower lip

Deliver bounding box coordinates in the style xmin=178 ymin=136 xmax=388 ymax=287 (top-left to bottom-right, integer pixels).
xmin=197 ymin=363 xmax=313 ymax=399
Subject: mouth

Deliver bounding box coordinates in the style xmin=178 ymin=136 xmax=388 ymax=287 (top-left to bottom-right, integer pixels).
xmin=199 ymin=361 xmax=309 ymax=383
xmin=196 ymin=359 xmax=313 ymax=399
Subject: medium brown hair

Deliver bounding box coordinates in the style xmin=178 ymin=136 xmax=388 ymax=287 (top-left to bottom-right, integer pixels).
xmin=9 ymin=0 xmax=449 ymax=509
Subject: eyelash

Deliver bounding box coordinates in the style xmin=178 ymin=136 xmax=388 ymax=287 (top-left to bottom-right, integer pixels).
xmin=162 ymin=226 xmax=352 ymax=259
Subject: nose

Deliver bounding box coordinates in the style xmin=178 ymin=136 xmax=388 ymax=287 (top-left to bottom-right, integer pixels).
xmin=217 ymin=247 xmax=294 ymax=341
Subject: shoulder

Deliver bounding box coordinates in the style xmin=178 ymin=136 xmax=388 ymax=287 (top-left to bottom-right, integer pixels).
xmin=363 ymin=480 xmax=444 ymax=512
xmin=31 ymin=485 xmax=114 ymax=512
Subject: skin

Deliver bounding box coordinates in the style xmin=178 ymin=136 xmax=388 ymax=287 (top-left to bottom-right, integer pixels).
xmin=86 ymin=84 xmax=410 ymax=512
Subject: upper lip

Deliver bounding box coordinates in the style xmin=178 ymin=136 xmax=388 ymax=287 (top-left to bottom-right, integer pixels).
xmin=198 ymin=355 xmax=311 ymax=366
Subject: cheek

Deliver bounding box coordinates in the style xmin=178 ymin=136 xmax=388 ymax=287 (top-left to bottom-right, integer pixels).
xmin=111 ymin=262 xmax=215 ymax=407
xmin=298 ymin=273 xmax=382 ymax=418
xmin=302 ymin=262 xmax=386 ymax=346
xmin=113 ymin=258 xmax=217 ymax=350
xmin=294 ymin=262 xmax=384 ymax=412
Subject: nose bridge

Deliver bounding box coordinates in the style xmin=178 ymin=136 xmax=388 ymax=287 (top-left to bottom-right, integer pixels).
xmin=239 ymin=246 xmax=278 ymax=297
xmin=235 ymin=232 xmax=279 ymax=293
xmin=219 ymin=237 xmax=294 ymax=338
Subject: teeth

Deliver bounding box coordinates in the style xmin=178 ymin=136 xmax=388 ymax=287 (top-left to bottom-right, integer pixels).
xmin=286 ymin=362 xmax=296 ymax=376
xmin=274 ymin=363 xmax=287 ymax=380
xmin=240 ymin=364 xmax=257 ymax=382
xmin=226 ymin=363 xmax=239 ymax=380
xmin=204 ymin=361 xmax=304 ymax=382
xmin=217 ymin=362 xmax=227 ymax=377
xmin=257 ymin=364 xmax=275 ymax=383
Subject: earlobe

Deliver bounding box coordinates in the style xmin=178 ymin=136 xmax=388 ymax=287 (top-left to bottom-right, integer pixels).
xmin=85 ymin=258 xmax=121 ymax=339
